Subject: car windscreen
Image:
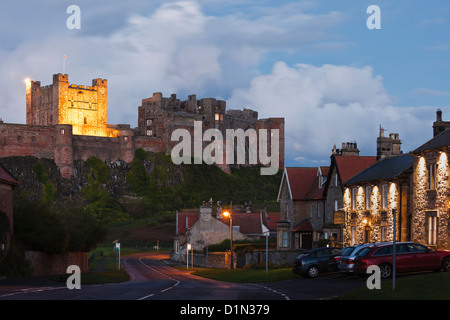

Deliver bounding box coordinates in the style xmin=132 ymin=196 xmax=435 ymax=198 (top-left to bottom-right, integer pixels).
xmin=340 ymin=247 xmax=355 ymax=256
xmin=356 ymin=247 xmax=373 ymax=257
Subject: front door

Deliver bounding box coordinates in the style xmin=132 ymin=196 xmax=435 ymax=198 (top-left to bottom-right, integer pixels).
xmin=301 ymin=232 xmax=312 ymax=249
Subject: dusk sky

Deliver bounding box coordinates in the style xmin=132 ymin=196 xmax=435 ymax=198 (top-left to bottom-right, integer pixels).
xmin=1 ymin=0 xmax=450 ymax=167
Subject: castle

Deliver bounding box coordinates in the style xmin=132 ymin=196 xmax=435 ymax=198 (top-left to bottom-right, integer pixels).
xmin=0 ymin=74 xmax=284 ymax=177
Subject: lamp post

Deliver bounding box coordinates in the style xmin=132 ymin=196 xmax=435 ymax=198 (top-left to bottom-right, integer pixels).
xmin=223 ymin=211 xmax=234 ymax=269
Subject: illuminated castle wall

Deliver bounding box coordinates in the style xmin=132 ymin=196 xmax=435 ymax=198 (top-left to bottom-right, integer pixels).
xmin=26 ymin=74 xmax=115 ymax=137
xmin=0 ymin=73 xmax=285 ymax=178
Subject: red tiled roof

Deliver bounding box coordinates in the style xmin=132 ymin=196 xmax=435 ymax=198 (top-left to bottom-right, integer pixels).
xmin=0 ymin=163 xmax=18 ymax=186
xmin=176 ymin=211 xmax=199 ymax=235
xmin=334 ymin=155 xmax=377 ymax=184
xmin=177 ymin=209 xmax=274 ymax=236
xmin=281 ymin=167 xmax=329 ymax=201
xmin=221 ymin=213 xmax=263 ymax=235
xmin=291 ymin=219 xmax=313 ymax=232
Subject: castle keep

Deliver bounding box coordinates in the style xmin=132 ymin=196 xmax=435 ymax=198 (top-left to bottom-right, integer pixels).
xmin=0 ymin=74 xmax=284 ymax=178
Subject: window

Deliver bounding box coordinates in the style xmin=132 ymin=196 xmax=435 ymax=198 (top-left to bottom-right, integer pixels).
xmin=146 ymin=129 xmax=153 ymax=136
xmin=365 ymin=186 xmax=371 ymax=210
xmin=374 ymin=245 xmax=392 ymax=256
xmin=146 ymin=119 xmax=152 ymax=126
xmin=382 ymin=184 xmax=388 ymax=209
xmin=381 ymin=226 xmax=387 ymax=241
xmin=335 ymin=173 xmax=338 ymax=187
xmin=351 ymin=188 xmax=357 ymax=210
xmin=334 ymin=200 xmax=338 ymax=211
xmin=282 ymin=231 xmax=289 ymax=247
xmin=84 ymin=117 xmax=87 ymax=125
xmin=428 ymin=163 xmax=437 ymax=190
xmin=351 ymin=226 xmax=357 ymax=245
xmin=215 ymin=113 xmax=220 ymax=121
xmin=426 ymin=213 xmax=438 ymax=245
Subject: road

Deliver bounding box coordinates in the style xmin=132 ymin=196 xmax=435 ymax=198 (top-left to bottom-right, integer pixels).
xmin=0 ymin=252 xmax=366 ymax=301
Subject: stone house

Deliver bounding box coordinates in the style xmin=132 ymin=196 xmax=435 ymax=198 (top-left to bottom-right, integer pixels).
xmin=0 ymin=162 xmax=18 ymax=259
xmin=322 ymin=144 xmax=377 ymax=247
xmin=342 ymin=154 xmax=414 ymax=246
xmin=173 ymin=202 xmax=275 ymax=260
xmin=276 ymin=166 xmax=329 ymax=250
xmin=410 ymin=110 xmax=450 ymax=249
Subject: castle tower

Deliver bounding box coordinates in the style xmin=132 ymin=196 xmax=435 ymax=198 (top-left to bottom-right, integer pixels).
xmin=26 ymin=74 xmax=112 ymax=137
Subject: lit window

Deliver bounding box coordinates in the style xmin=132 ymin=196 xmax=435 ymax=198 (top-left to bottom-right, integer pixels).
xmin=146 ymin=129 xmax=153 ymax=136
xmin=426 ymin=213 xmax=438 ymax=245
xmin=215 ymin=113 xmax=220 ymax=121
xmin=351 ymin=188 xmax=357 ymax=210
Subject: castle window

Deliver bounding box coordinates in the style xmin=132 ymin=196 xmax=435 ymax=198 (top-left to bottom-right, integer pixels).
xmin=123 ymin=136 xmax=128 ymax=142
xmin=146 ymin=129 xmax=153 ymax=136
xmin=61 ymin=129 xmax=65 ymax=135
xmin=84 ymin=117 xmax=87 ymax=125
xmin=146 ymin=119 xmax=152 ymax=126
xmin=215 ymin=113 xmax=220 ymax=121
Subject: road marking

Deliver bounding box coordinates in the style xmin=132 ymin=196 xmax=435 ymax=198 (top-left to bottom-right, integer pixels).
xmin=251 ymin=284 xmax=291 ymax=300
xmin=136 ymin=256 xmax=181 ymax=300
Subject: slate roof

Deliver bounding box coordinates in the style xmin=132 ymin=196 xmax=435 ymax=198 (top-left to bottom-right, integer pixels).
xmin=345 ymin=154 xmax=414 ymax=185
xmin=413 ymin=128 xmax=450 ymax=153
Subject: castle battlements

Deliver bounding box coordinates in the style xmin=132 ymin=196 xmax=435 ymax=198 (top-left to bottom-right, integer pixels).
xmin=1 ymin=73 xmax=284 ymax=178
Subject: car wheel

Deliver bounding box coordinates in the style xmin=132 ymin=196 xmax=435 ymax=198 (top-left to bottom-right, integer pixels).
xmin=306 ymin=265 xmax=320 ymax=278
xmin=379 ymin=263 xmax=392 ymax=279
xmin=442 ymin=257 xmax=450 ymax=272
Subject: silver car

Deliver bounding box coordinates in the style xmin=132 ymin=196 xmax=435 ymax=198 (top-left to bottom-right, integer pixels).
xmin=338 ymin=243 xmax=390 ymax=274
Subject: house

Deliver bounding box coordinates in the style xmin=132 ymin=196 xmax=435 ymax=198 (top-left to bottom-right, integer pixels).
xmin=0 ymin=162 xmax=18 ymax=258
xmin=343 ymin=154 xmax=414 ymax=246
xmin=173 ymin=201 xmax=276 ymax=258
xmin=410 ymin=110 xmax=450 ymax=249
xmin=322 ymin=143 xmax=377 ymax=246
xmin=276 ymin=166 xmax=329 ymax=250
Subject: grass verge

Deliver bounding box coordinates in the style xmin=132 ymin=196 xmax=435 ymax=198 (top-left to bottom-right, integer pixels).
xmin=340 ymin=271 xmax=450 ymax=300
xmin=188 ymin=267 xmax=297 ymax=283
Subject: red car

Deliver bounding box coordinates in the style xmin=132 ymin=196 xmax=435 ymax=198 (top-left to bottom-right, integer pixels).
xmin=353 ymin=242 xmax=450 ymax=279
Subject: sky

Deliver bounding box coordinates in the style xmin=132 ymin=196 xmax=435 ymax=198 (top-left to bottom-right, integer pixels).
xmin=1 ymin=0 xmax=450 ymax=168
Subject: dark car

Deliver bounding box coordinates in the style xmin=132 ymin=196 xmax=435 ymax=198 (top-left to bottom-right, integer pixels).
xmin=354 ymin=242 xmax=450 ymax=279
xmin=293 ymin=247 xmax=341 ymax=278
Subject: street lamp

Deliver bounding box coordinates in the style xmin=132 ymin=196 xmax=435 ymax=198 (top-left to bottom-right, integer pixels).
xmin=222 ymin=211 xmax=234 ymax=269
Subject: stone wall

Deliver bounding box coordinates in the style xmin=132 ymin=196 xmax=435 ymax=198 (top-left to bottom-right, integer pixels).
xmin=173 ymin=251 xmax=236 ymax=269
xmin=25 ymin=251 xmax=89 ymax=276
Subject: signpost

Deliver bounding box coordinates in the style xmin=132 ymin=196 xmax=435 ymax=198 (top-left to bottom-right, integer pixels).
xmin=392 ymin=208 xmax=397 ymax=292
xmin=115 ymin=243 xmax=120 ymax=271
xmin=186 ymin=243 xmax=191 ymax=269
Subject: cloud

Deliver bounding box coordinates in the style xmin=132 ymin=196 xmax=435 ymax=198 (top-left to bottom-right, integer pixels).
xmin=228 ymin=61 xmax=440 ymax=166
xmin=0 ymin=0 xmax=347 ymax=127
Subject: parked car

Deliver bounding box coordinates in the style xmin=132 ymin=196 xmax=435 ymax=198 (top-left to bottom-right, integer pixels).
xmin=293 ymin=247 xmax=342 ymax=278
xmin=338 ymin=242 xmax=390 ymax=274
xmin=353 ymin=242 xmax=450 ymax=279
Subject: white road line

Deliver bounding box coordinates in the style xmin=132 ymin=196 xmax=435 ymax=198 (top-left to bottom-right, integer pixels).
xmin=136 ymin=257 xmax=181 ymax=300
xmin=252 ymin=284 xmax=291 ymax=300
